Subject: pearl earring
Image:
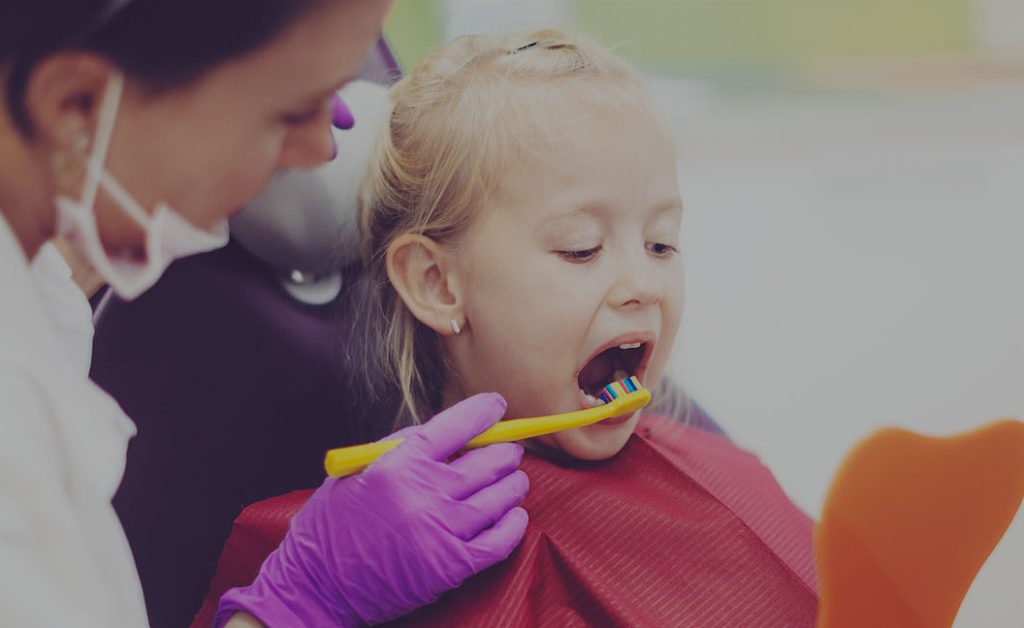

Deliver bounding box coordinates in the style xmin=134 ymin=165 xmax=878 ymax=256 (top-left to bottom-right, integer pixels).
xmin=450 ymin=319 xmax=462 ymax=335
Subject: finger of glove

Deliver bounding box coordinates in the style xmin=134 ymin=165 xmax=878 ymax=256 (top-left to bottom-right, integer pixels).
xmin=401 ymin=393 xmax=507 ymax=461
xmin=464 ymin=506 xmax=529 ymax=573
xmin=450 ymin=469 xmax=529 ymax=541
xmin=332 ymin=94 xmax=355 ymax=130
xmin=378 ymin=423 xmax=421 ymax=443
xmin=447 ymin=443 xmax=525 ymax=501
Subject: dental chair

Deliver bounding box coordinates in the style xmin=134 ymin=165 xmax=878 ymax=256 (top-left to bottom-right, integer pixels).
xmin=91 ymin=38 xmax=726 ymax=628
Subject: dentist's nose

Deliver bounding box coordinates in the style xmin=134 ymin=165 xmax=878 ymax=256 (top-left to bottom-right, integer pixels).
xmin=277 ymin=111 xmax=336 ymax=170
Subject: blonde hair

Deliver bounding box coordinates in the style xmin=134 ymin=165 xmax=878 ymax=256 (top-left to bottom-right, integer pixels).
xmin=354 ymin=29 xmax=681 ymax=428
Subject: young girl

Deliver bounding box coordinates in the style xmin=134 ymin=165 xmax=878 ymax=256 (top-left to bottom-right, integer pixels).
xmin=353 ymin=30 xmax=818 ymax=626
xmin=195 ymin=29 xmax=818 ymax=627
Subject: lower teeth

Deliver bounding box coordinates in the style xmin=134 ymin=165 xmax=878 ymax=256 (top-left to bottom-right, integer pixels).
xmin=580 ymin=370 xmax=637 ymax=408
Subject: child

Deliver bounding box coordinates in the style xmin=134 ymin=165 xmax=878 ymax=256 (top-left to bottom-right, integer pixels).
xmin=354 ymin=30 xmax=817 ymax=626
xmin=195 ymin=30 xmax=818 ymax=627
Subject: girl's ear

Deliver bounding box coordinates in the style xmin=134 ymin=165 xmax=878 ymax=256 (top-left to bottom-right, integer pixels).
xmin=386 ymin=234 xmax=465 ymax=336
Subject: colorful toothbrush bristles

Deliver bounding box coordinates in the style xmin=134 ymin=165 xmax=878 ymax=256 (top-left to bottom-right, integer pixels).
xmin=598 ymin=375 xmax=641 ymax=404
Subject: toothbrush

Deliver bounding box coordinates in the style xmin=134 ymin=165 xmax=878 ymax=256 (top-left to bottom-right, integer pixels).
xmin=324 ymin=376 xmax=650 ymax=478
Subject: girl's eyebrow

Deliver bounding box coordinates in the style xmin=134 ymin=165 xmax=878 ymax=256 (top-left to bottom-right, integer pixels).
xmin=649 ymin=198 xmax=685 ymax=216
xmin=540 ymin=203 xmax=605 ymax=228
xmin=570 ymin=195 xmax=683 ymax=214
xmin=539 ymin=196 xmax=683 ymax=230
xmin=534 ymin=209 xmax=602 ymax=239
xmin=544 ymin=199 xmax=608 ymax=218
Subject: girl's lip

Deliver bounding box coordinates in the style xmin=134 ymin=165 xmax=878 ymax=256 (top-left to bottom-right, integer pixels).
xmin=575 ymin=331 xmax=656 ymax=393
xmin=594 ymin=412 xmax=635 ymax=427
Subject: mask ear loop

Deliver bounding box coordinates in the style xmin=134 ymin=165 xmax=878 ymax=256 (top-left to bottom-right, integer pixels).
xmin=100 ymin=171 xmax=155 ymax=227
xmin=83 ymin=72 xmax=155 ymax=230
xmin=78 ymin=71 xmax=124 ymax=214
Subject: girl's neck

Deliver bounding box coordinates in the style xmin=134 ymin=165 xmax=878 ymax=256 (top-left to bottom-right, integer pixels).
xmin=440 ymin=383 xmax=464 ymax=416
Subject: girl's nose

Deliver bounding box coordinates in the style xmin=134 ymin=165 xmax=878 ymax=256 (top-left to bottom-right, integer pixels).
xmin=607 ymin=253 xmax=662 ymax=309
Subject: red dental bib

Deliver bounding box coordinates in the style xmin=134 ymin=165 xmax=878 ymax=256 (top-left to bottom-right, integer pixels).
xmin=194 ymin=416 xmax=817 ymax=627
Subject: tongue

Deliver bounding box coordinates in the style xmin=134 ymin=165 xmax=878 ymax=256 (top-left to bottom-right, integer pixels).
xmin=578 ymin=349 xmax=616 ymax=393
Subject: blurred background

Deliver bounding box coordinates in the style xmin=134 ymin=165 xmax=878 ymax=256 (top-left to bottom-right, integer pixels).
xmin=384 ymin=1 xmax=1023 ymax=625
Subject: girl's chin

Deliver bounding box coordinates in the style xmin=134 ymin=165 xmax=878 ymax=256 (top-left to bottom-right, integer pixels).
xmin=534 ymin=416 xmax=638 ymax=461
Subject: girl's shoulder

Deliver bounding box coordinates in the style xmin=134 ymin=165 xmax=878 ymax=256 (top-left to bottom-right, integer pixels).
xmin=637 ymin=412 xmax=818 ymax=592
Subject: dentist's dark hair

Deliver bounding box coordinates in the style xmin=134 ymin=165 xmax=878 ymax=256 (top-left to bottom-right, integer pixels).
xmin=1 ymin=0 xmax=327 ymax=136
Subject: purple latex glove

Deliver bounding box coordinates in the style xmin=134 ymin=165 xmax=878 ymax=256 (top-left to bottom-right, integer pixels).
xmin=328 ymin=94 xmax=355 ymax=161
xmin=332 ymin=94 xmax=355 ymax=130
xmin=215 ymin=393 xmax=529 ymax=627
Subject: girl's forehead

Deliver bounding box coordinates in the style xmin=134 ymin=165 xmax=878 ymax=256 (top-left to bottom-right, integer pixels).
xmin=452 ymin=82 xmax=674 ymax=234
xmin=492 ymin=102 xmax=671 ymax=186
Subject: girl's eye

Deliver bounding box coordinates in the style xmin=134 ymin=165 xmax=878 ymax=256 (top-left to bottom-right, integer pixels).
xmin=647 ymin=242 xmax=678 ymax=257
xmin=558 ymin=246 xmax=602 ymax=263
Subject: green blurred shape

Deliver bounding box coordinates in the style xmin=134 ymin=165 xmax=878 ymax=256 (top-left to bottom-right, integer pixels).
xmin=383 ymin=0 xmax=443 ymax=71
xmin=574 ymin=0 xmax=972 ymax=73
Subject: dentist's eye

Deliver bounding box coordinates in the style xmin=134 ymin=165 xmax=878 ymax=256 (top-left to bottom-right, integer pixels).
xmin=280 ymin=107 xmax=321 ymax=126
xmin=647 ymin=242 xmax=678 ymax=257
xmin=558 ymin=246 xmax=602 ymax=263
xmin=280 ymin=97 xmax=331 ymax=127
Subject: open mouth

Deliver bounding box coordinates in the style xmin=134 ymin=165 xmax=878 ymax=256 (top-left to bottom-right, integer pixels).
xmin=576 ymin=339 xmax=652 ymax=408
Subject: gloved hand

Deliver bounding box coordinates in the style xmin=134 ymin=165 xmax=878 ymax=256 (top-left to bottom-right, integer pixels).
xmin=328 ymin=94 xmax=355 ymax=161
xmin=215 ymin=393 xmax=529 ymax=627
xmin=332 ymin=94 xmax=355 ymax=130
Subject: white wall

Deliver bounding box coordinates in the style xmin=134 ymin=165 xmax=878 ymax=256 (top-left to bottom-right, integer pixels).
xmin=439 ymin=0 xmax=572 ymax=40
xmin=973 ymin=0 xmax=1024 ymax=59
xmin=665 ymin=81 xmax=1024 ymax=626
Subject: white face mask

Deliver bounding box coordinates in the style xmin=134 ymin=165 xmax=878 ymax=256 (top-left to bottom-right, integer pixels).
xmin=55 ymin=72 xmax=228 ymax=300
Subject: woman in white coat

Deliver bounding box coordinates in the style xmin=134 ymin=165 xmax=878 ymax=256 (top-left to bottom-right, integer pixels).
xmin=0 ymin=1 xmax=529 ymax=626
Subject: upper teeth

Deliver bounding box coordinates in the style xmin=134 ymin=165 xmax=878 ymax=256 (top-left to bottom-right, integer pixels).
xmin=619 ymin=342 xmax=642 ymax=350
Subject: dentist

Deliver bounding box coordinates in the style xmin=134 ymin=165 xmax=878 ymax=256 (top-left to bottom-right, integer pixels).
xmin=0 ymin=1 xmax=529 ymax=626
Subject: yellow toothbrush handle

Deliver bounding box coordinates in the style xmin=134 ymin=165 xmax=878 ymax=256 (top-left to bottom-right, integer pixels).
xmin=465 ymin=388 xmax=651 ymax=447
xmin=324 ymin=440 xmax=400 ymax=478
xmin=323 ymin=388 xmax=651 ymax=478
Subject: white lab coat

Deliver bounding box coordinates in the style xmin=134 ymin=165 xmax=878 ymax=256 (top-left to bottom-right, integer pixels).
xmin=0 ymin=213 xmax=148 ymax=626
xmin=29 ymin=242 xmax=96 ymax=373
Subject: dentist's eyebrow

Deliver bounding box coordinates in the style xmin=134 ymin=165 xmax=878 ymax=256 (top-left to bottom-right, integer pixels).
xmin=328 ymin=70 xmax=362 ymax=92
xmin=294 ymin=71 xmax=362 ymax=107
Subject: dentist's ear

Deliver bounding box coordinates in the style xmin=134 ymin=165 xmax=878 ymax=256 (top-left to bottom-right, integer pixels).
xmin=24 ymin=52 xmax=112 ymax=147
xmin=386 ymin=234 xmax=466 ymax=336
